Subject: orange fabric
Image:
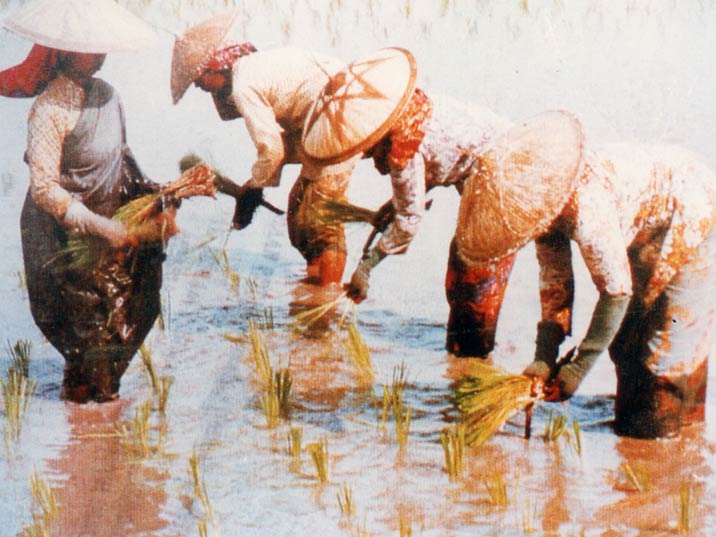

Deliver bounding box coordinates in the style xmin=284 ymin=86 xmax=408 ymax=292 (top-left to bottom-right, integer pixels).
xmin=387 ymin=87 xmax=432 ymax=170
xmin=0 ymin=44 xmax=59 ymax=98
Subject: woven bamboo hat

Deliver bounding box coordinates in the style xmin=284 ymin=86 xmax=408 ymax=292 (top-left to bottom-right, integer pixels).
xmin=171 ymin=10 xmax=239 ymax=104
xmin=301 ymin=47 xmax=417 ymax=165
xmin=2 ymin=0 xmax=157 ymax=54
xmin=455 ymin=110 xmax=584 ymax=265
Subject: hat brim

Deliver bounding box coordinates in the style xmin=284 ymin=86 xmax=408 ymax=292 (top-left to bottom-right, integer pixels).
xmin=455 ymin=110 xmax=585 ymax=264
xmin=302 ymin=47 xmax=417 ymax=165
xmin=170 ymin=10 xmax=239 ymax=104
xmin=2 ymin=0 xmax=157 ymax=54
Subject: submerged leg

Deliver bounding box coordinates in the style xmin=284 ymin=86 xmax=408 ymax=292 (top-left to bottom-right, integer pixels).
xmin=444 ymin=238 xmax=516 ymax=358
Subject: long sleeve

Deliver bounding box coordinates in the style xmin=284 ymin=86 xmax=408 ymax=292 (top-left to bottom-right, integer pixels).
xmin=234 ymin=84 xmax=285 ymax=188
xmin=375 ymin=154 xmax=426 ymax=255
xmin=25 ymin=76 xmax=83 ymax=220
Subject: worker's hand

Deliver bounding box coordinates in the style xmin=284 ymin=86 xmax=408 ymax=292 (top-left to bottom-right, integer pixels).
xmin=543 ymin=361 xmax=582 ymax=402
xmin=344 ymin=248 xmax=386 ymax=304
xmin=345 ymin=262 xmax=372 ymax=303
xmin=63 ymin=201 xmax=131 ymax=249
xmin=232 ymin=186 xmax=263 ymax=230
xmin=372 ymin=200 xmax=395 ymax=233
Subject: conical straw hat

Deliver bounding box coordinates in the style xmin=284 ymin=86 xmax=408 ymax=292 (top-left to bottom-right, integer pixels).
xmin=171 ymin=10 xmax=239 ymax=104
xmin=2 ymin=0 xmax=157 ymax=54
xmin=455 ymin=110 xmax=584 ymax=265
xmin=302 ymin=47 xmax=417 ymax=165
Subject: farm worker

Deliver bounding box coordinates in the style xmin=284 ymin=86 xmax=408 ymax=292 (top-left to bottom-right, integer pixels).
xmin=301 ymin=48 xmax=578 ymax=357
xmin=0 ymin=0 xmax=172 ymax=402
xmin=170 ymin=11 xmax=359 ymax=286
xmin=517 ymin=144 xmax=716 ymax=437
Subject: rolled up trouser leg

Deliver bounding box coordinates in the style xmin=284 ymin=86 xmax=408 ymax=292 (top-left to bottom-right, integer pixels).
xmin=610 ymin=232 xmax=716 ymax=438
xmin=287 ymin=173 xmax=350 ymax=280
xmin=445 ymin=238 xmax=516 ymax=357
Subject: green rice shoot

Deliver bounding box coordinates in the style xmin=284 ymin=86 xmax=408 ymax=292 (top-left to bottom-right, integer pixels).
xmin=452 ymin=361 xmax=537 ymax=447
xmin=676 ymin=481 xmax=698 ymax=533
xmin=618 ymin=461 xmax=652 ymax=493
xmin=248 ymin=320 xmax=272 ymax=386
xmin=522 ymin=498 xmax=537 ymax=534
xmin=2 ymin=367 xmax=36 ymax=454
xmin=189 ymin=450 xmax=214 ymax=522
xmin=116 ymin=400 xmax=157 ymax=458
xmin=287 ymin=426 xmax=303 ymax=459
xmin=8 ymin=339 xmax=32 ymax=378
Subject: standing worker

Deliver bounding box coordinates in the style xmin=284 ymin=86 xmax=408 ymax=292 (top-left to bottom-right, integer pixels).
xmin=0 ymin=0 xmax=172 ymax=402
xmin=171 ymin=12 xmax=359 ymax=286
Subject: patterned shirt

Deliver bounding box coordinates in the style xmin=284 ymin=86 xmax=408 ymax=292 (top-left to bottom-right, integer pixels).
xmin=539 ymin=143 xmax=716 ymax=331
xmin=231 ymin=47 xmax=354 ymax=188
xmin=378 ymin=94 xmax=513 ymax=255
xmin=26 ymin=74 xmax=84 ymax=220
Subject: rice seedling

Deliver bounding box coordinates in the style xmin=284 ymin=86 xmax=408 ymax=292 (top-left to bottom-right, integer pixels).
xmin=197 ymin=519 xmax=208 ymax=537
xmin=376 ymin=385 xmax=390 ymax=429
xmin=337 ymin=482 xmax=356 ymax=516
xmin=307 ymin=435 xmax=329 ymax=483
xmin=21 ymin=471 xmax=60 ymax=537
xmin=245 ymin=276 xmax=259 ymax=301
xmin=571 ymin=420 xmax=582 ymax=456
xmin=394 ymin=404 xmax=412 ymax=450
xmin=16 ymin=269 xmax=26 ymax=289
xmin=542 ymin=411 xmax=568 ymax=442
xmin=116 ymin=400 xmax=157 ymax=458
xmin=63 ymin=162 xmax=217 ymax=270
xmin=8 ymin=339 xmax=32 ymax=378
xmin=209 ymin=248 xmax=241 ymax=292
xmin=675 ymin=481 xmax=698 ymax=533
xmin=617 ymin=461 xmax=652 ymax=493
xmin=260 ymin=367 xmax=292 ymax=428
xmin=440 ymin=424 xmax=465 ymax=481
xmin=189 ymin=450 xmax=213 ymax=521
xmin=287 ymin=426 xmax=303 ymax=459
xmin=483 ymin=474 xmax=509 ymax=508
xmin=156 ymin=375 xmax=174 ymax=414
xmin=248 ymin=320 xmax=272 ymax=385
xmin=522 ymin=498 xmax=537 ymax=534
xmin=343 ymin=321 xmax=374 ymax=383
xmin=139 ymin=343 xmax=158 ymax=392
xmin=398 ymin=511 xmax=413 ymax=537
xmin=452 ymin=361 xmax=537 ymax=447
xmin=2 ymin=366 xmax=36 ymax=453
xmin=253 ymin=306 xmax=275 ymax=330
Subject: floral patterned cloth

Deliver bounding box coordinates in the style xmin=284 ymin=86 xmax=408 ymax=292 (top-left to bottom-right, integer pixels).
xmin=377 ymin=93 xmax=513 ymax=255
xmin=25 ymin=74 xmax=84 ymax=220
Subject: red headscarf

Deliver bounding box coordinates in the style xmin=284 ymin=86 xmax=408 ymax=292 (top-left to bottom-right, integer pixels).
xmin=387 ymin=87 xmax=433 ymax=170
xmin=0 ymin=44 xmax=60 ymax=98
xmin=206 ymin=42 xmax=257 ymax=72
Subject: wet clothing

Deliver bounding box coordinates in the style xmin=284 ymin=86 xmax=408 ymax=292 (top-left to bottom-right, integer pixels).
xmin=377 ymin=93 xmax=513 ymax=256
xmin=21 ymin=75 xmax=162 ymax=402
xmin=537 ymin=144 xmax=716 ymax=436
xmin=227 ymin=47 xmax=358 ymax=261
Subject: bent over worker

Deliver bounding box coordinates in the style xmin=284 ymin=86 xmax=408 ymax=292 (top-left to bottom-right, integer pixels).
xmin=171 ymin=12 xmax=359 ymax=285
xmin=517 ymin=144 xmax=716 ymax=437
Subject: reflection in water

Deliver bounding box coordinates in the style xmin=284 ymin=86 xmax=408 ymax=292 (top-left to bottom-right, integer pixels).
xmin=49 ymin=400 xmax=168 ymax=537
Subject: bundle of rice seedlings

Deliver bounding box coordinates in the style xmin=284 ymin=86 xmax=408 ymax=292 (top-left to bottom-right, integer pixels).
xmin=291 ymin=291 xmax=353 ymax=330
xmin=315 ymin=199 xmax=378 ymax=226
xmin=63 ymin=162 xmax=217 ymax=270
xmin=452 ymin=361 xmax=537 ymax=447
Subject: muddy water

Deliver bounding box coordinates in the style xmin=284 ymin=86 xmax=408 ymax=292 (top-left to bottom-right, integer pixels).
xmin=2 ymin=1 xmax=716 ymax=536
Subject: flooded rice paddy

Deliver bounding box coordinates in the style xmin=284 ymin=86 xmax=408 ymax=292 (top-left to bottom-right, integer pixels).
xmin=2 ymin=1 xmax=716 ymax=535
